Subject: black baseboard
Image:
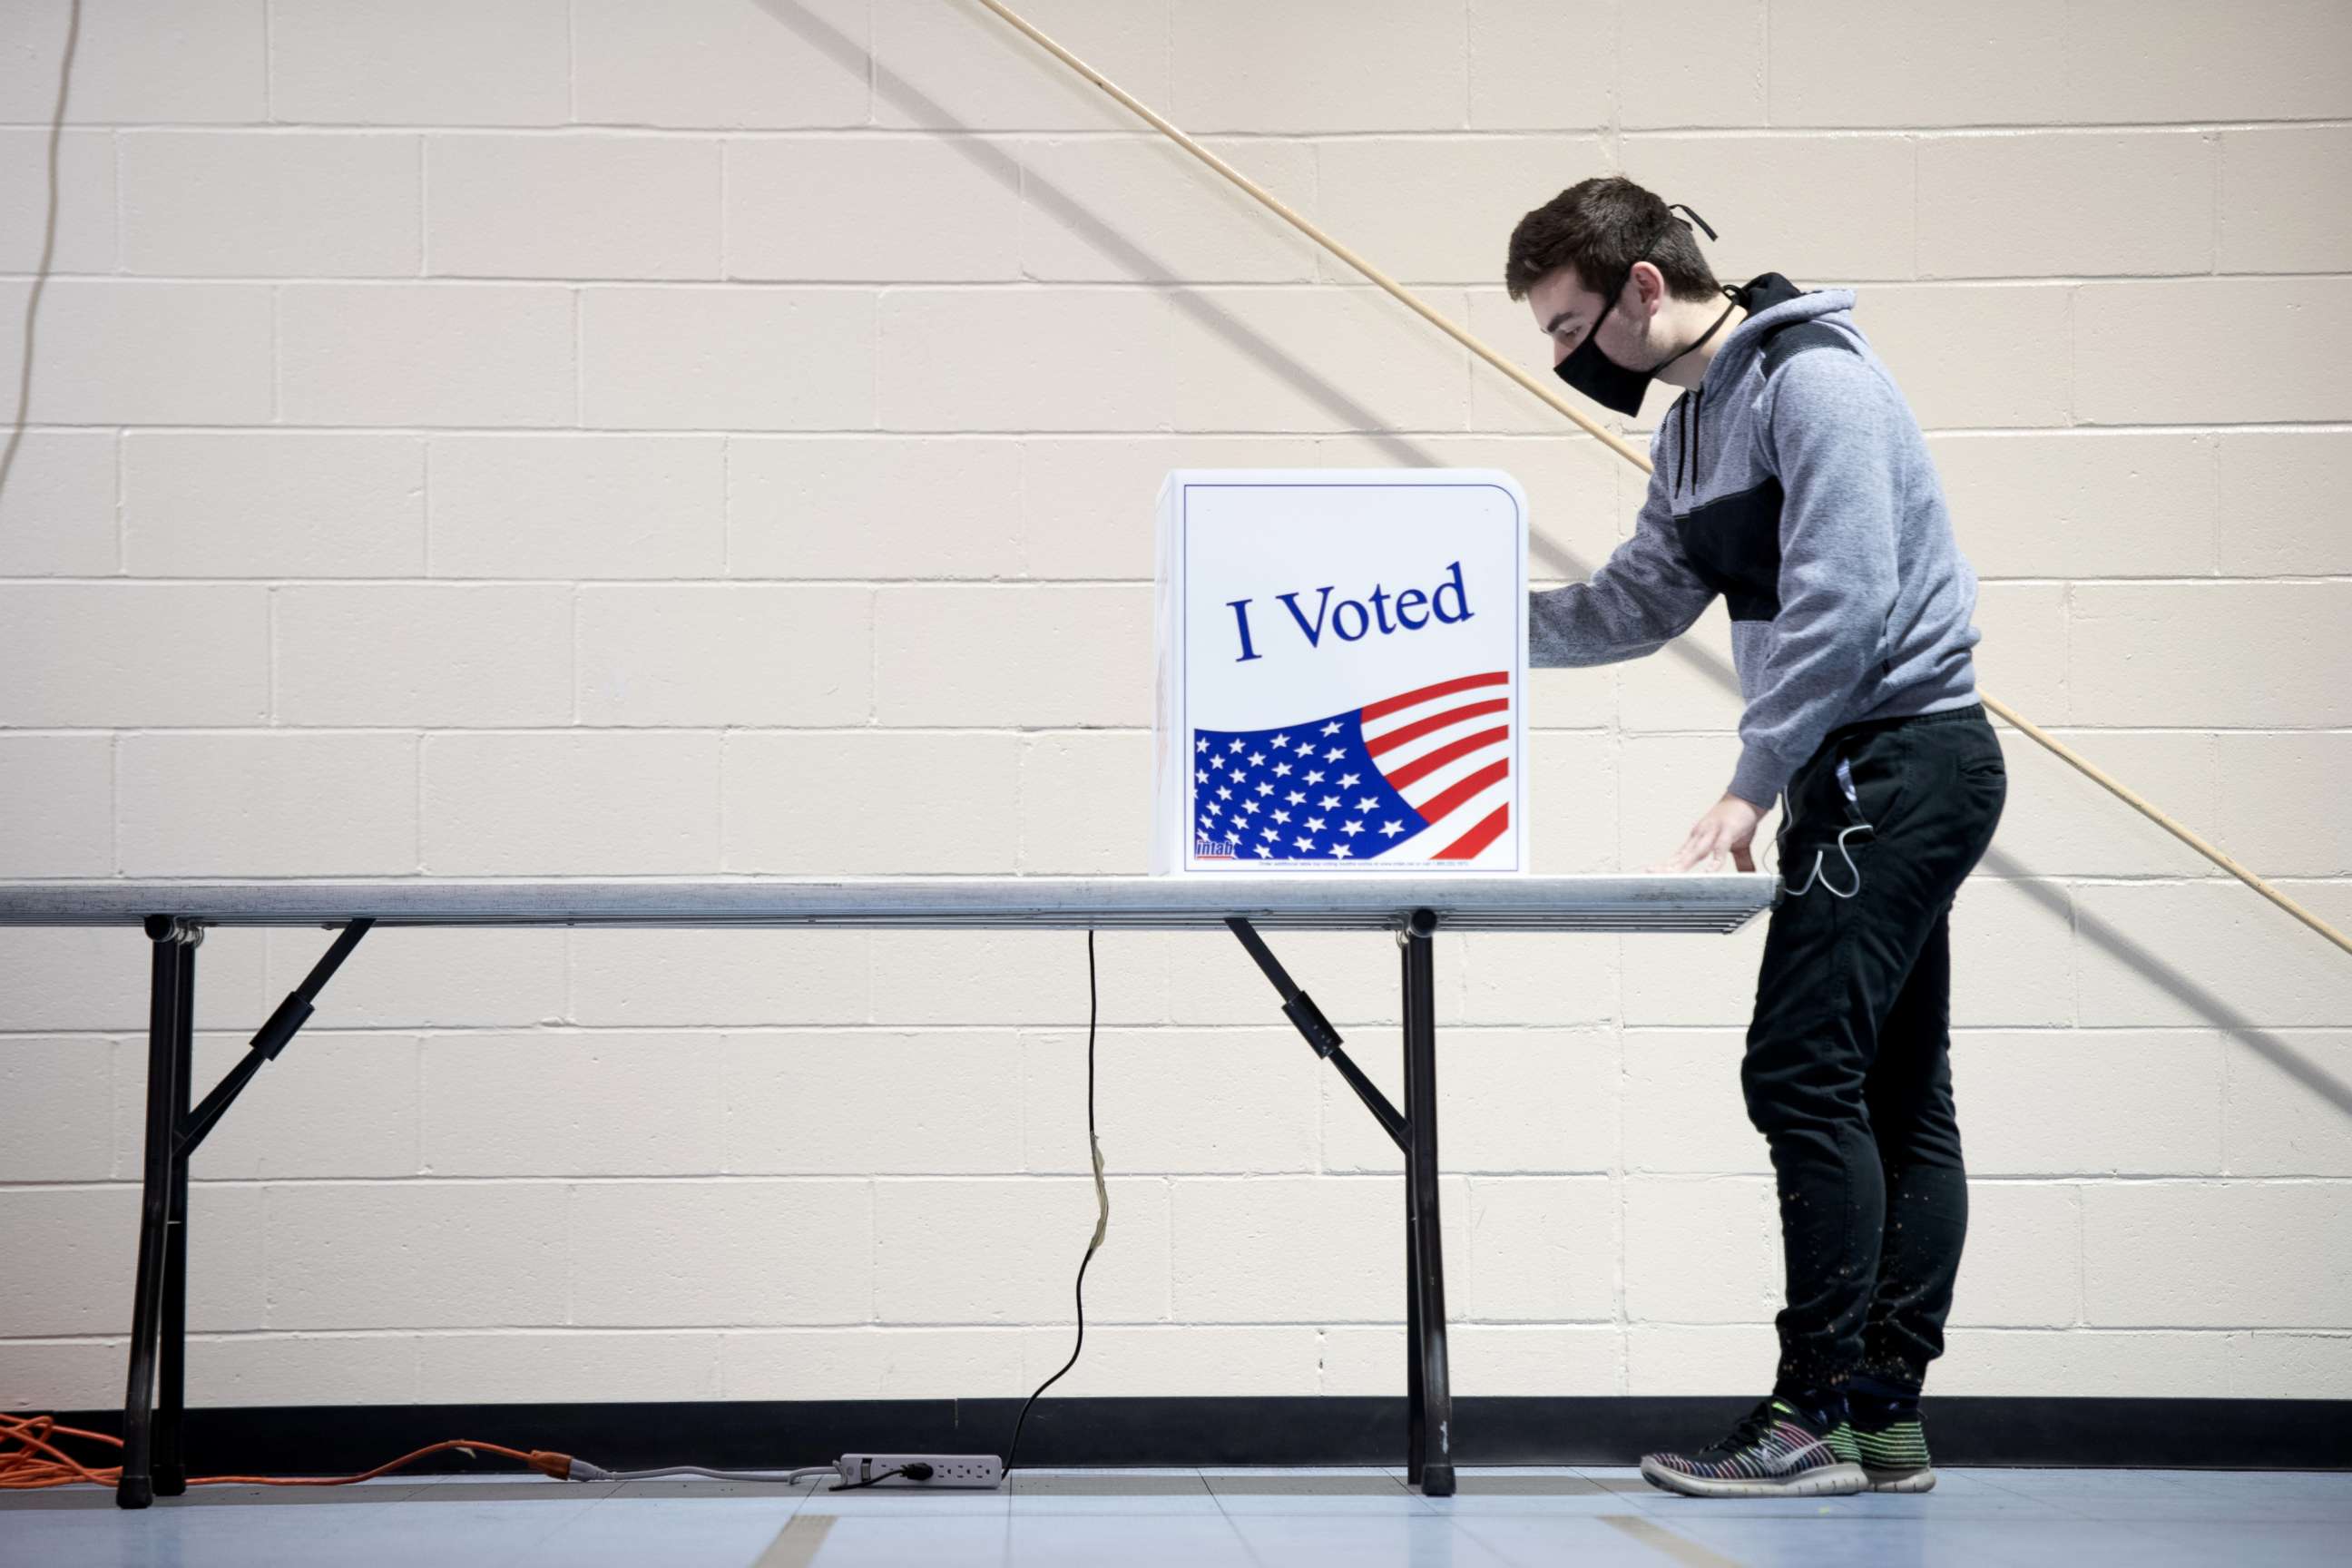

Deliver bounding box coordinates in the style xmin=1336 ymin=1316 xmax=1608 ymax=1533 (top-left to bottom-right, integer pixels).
xmin=49 ymin=1396 xmax=2351 ymax=1475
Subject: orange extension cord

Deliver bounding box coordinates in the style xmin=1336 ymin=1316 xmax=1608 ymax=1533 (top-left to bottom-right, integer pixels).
xmin=0 ymin=1412 xmax=574 ymax=1491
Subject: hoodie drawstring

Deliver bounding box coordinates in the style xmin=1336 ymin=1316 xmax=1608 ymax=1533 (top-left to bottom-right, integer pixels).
xmin=1688 ymin=386 xmax=1702 ymax=497
xmin=1677 ymin=385 xmax=1703 ymax=500
xmin=1676 ymin=280 xmax=1749 ymax=501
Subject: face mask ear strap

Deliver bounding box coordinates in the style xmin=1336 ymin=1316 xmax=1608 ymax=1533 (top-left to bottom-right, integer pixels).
xmin=1656 ymin=201 xmax=1739 ymax=307
xmin=1665 ymin=202 xmax=1719 ymax=241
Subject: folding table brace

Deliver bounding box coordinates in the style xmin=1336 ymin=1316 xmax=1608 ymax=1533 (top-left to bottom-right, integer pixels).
xmin=1226 ymin=907 xmax=1454 ymax=1494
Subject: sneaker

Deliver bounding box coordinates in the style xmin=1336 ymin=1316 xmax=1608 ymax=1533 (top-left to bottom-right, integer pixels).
xmin=1847 ymin=1407 xmax=1936 ymax=1493
xmin=1639 ymin=1395 xmax=1868 ymax=1499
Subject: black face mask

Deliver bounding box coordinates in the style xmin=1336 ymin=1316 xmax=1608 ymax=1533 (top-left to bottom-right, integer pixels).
xmin=1553 ymin=204 xmax=1741 ymax=416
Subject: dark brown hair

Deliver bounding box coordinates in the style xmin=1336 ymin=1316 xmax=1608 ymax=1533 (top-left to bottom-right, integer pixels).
xmin=1504 ymin=175 xmax=1722 ymax=305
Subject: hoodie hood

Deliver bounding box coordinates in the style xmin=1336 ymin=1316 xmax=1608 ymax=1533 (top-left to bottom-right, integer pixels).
xmin=1670 ymin=272 xmax=1860 ymax=500
xmin=1702 ymin=272 xmax=1858 ymax=392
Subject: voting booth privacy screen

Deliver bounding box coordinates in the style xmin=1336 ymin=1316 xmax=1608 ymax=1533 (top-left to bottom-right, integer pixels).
xmin=1152 ymin=470 xmax=1530 ymax=876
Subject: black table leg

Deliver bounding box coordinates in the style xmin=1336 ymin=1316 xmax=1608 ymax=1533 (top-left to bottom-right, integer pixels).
xmin=1224 ymin=913 xmax=1441 ymax=1485
xmin=111 ymin=914 xmax=363 ymax=1507
xmin=154 ymin=927 xmax=196 ymax=1496
xmin=1404 ymin=931 xmax=1426 ymax=1485
xmin=119 ymin=916 xmax=196 ymax=1509
xmin=1400 ymin=909 xmax=1455 ymax=1497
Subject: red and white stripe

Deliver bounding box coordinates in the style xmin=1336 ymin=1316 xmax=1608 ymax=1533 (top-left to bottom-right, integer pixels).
xmin=1360 ymin=670 xmax=1513 ymax=861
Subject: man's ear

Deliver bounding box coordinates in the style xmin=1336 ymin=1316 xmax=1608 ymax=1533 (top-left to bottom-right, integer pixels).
xmin=1632 ymin=260 xmax=1667 ymax=319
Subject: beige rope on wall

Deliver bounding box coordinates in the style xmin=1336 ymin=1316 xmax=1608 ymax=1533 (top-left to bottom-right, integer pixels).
xmin=970 ymin=0 xmax=2352 ymax=963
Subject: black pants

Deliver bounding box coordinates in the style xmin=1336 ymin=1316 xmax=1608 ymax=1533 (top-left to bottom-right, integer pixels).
xmin=1743 ymin=700 xmax=2007 ymax=1395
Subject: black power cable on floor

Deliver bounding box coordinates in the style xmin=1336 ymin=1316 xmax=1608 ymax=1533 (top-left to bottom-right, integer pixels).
xmin=828 ymin=1463 xmax=918 ymax=1492
xmin=1002 ymin=928 xmax=1105 ymax=1477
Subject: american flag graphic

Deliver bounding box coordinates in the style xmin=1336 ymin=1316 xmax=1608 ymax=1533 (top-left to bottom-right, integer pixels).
xmin=1191 ymin=670 xmax=1513 ymax=863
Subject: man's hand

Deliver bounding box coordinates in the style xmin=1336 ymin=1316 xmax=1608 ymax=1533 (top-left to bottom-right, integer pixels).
xmin=1652 ymin=790 xmax=1765 ymax=873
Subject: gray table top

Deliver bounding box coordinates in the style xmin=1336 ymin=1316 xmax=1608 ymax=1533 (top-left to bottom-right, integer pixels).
xmin=0 ymin=874 xmax=1778 ymax=934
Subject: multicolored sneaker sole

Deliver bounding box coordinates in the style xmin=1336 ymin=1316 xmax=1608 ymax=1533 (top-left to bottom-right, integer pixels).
xmin=1639 ymin=1399 xmax=1870 ymax=1499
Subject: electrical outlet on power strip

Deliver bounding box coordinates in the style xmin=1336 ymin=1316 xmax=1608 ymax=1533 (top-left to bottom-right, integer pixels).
xmin=832 ymin=1453 xmax=1004 ymax=1490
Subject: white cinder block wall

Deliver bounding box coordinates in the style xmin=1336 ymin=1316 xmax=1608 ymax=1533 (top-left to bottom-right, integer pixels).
xmin=1 ymin=0 xmax=2347 ymax=1413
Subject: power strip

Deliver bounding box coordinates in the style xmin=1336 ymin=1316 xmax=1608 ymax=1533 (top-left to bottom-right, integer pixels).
xmin=832 ymin=1453 xmax=1004 ymax=1490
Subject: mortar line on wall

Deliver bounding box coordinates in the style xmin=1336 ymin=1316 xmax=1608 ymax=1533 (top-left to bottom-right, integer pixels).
xmin=411 ymin=1034 xmax=426 ymax=1178
xmin=571 ymin=287 xmax=583 ymax=426
xmin=2218 ymin=1024 xmax=2234 ymax=1178
xmin=1615 ymin=1004 xmax=1631 ymax=1394
xmin=102 ymin=128 xmax=120 ymax=277
xmin=1164 ymin=1175 xmax=1177 ymax=1325
xmin=7 ymin=1322 xmax=2348 ymax=1340
xmin=417 ymin=436 xmax=431 ymax=577
xmin=236 ymin=1177 xmax=268 ymax=1330
xmin=2067 ymin=886 xmax=2083 ymax=1028
xmin=44 ymin=1021 xmax=2335 ymax=1040
xmin=2063 ymin=280 xmax=2080 ymax=431
xmin=566 ymin=583 xmax=580 ymax=727
xmin=714 ymin=716 xmax=731 ymax=873
xmin=12 ymin=119 xmax=2352 ymax=137
xmin=10 ymin=270 xmax=2349 ymax=289
xmin=9 ymin=418 xmax=2352 ymax=439
xmin=23 ymin=1319 xmax=2327 ymax=1346
xmin=102 ymin=719 xmax=124 ymax=889
xmin=720 ymin=434 xmax=734 ymax=574
xmin=267 ymin=284 xmax=281 ymax=423
xmin=1909 ymin=132 xmax=1920 ymax=278
xmin=867 ymin=1174 xmax=879 ymax=1328
xmin=1458 ymin=0 xmax=1471 ymax=129
xmin=1607 ymin=0 xmax=1623 ymax=171
xmin=412 ymin=725 xmax=425 ymax=875
xmin=2210 ymin=127 xmax=2223 ymax=274
xmin=2075 ymin=1183 xmax=2088 ymax=1328
xmin=2062 ymin=574 xmax=2077 ymax=727
xmin=5 ymin=1335 xmax=2333 ymax=1382
xmin=257 ymin=4 xmax=271 ymax=122
xmin=15 ymin=1171 xmax=2342 ymax=1193
xmin=13 ymin=720 xmax=2352 ymax=740
xmin=2205 ymin=428 xmax=2223 ymax=576
xmin=106 ymin=421 xmax=123 ymax=575
xmin=15 ymin=574 xmax=2352 ymax=592
xmin=562 ymin=1175 xmax=577 ymax=1328
xmin=1011 ymin=730 xmax=1027 ymax=872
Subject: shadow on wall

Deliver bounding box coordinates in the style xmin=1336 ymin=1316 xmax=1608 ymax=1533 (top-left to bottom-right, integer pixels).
xmin=750 ymin=0 xmax=2352 ymax=1129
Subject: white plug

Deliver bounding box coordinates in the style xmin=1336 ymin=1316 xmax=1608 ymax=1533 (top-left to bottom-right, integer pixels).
xmin=832 ymin=1453 xmax=1004 ymax=1490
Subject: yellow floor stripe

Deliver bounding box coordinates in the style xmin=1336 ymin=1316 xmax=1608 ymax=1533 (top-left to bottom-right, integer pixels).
xmin=752 ymin=1512 xmax=837 ymax=1568
xmin=1600 ymin=1512 xmax=1752 ymax=1568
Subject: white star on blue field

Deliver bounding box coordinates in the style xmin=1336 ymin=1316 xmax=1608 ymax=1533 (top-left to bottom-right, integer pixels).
xmin=1192 ymin=713 xmax=1425 ymax=860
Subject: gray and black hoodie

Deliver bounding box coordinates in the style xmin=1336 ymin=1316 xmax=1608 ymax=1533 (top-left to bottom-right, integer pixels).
xmin=1527 ymin=271 xmax=1984 ymax=810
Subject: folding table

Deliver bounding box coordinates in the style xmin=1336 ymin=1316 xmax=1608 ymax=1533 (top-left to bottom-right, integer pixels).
xmin=0 ymin=872 xmax=1778 ymax=1505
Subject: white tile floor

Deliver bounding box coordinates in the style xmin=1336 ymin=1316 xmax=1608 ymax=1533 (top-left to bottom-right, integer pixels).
xmin=3 ymin=1465 xmax=2348 ymax=1567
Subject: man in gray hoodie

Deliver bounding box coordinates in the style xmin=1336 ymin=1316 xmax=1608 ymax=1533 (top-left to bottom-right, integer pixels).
xmin=1506 ymin=176 xmax=2008 ymax=1498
